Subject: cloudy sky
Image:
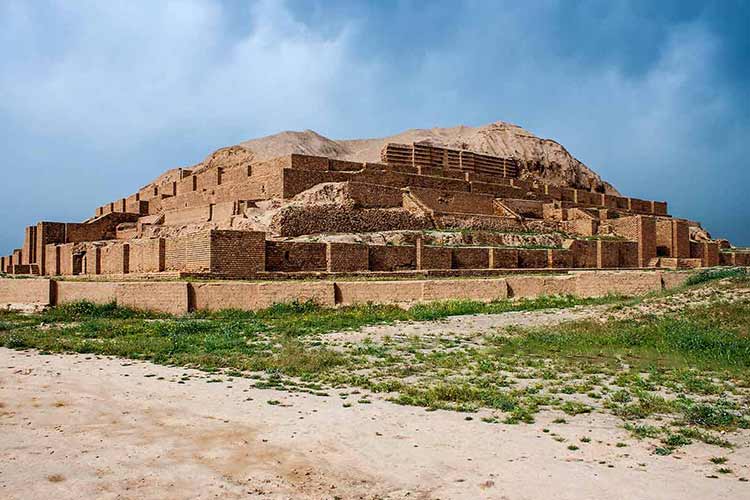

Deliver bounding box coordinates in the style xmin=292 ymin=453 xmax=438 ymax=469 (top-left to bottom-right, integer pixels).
xmin=1 ymin=0 xmax=748 ymax=254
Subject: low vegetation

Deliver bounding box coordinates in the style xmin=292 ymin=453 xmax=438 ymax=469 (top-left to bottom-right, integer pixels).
xmin=1 ymin=273 xmax=749 ymax=461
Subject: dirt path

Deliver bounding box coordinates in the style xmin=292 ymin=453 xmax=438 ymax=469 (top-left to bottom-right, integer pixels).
xmin=1 ymin=348 xmax=747 ymax=500
xmin=323 ymin=305 xmax=608 ymax=345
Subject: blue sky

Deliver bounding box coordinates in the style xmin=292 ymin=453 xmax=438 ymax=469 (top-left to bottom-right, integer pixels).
xmin=1 ymin=0 xmax=748 ymax=254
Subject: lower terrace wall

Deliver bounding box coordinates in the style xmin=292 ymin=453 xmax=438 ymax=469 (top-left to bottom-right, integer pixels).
xmin=0 ymin=269 xmax=723 ymax=314
xmin=56 ymin=281 xmax=117 ymax=305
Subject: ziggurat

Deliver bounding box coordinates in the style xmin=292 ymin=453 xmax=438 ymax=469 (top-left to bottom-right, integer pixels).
xmin=2 ymin=141 xmax=748 ymax=280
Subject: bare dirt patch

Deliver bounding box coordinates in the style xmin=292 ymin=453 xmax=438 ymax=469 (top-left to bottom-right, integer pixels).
xmin=1 ymin=347 xmax=748 ymax=500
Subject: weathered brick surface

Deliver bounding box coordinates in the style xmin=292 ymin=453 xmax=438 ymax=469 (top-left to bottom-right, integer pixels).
xmin=490 ymin=248 xmax=519 ymax=268
xmin=84 ymin=244 xmax=101 ymax=275
xmin=128 ymin=238 xmax=165 ymax=273
xmin=507 ymin=275 xmax=577 ymax=297
xmin=0 ymin=278 xmax=51 ymax=307
xmin=572 ymin=271 xmax=662 ymax=297
xmin=36 ymin=222 xmax=66 ymax=276
xmin=517 ymin=249 xmax=548 ymax=268
xmin=56 ymin=281 xmax=117 ymax=305
xmin=165 ymin=232 xmax=211 ymax=273
xmin=326 ymin=243 xmax=369 ymax=272
xmin=335 ymin=280 xmax=424 ymax=305
xmin=256 ymin=282 xmax=335 ymax=308
xmin=407 ymin=187 xmax=495 ymax=215
xmin=451 ymin=247 xmax=490 ymax=269
xmin=210 ymin=230 xmax=266 ymax=276
xmin=597 ymin=240 xmax=620 ymax=269
xmin=116 ymin=282 xmax=188 ymax=315
xmin=417 ymin=245 xmax=452 ymax=270
xmin=564 ymin=240 xmax=597 ymax=268
xmin=609 ymin=216 xmax=656 ymax=267
xmin=422 ymin=279 xmax=507 ymax=301
xmin=266 ymin=241 xmax=326 ymax=272
xmin=190 ymin=281 xmax=336 ymax=311
xmin=368 ymin=245 xmax=416 ymax=271
xmin=548 ymin=249 xmax=573 ymax=268
xmin=100 ymin=243 xmax=129 ymax=274
xmin=661 ymin=271 xmax=692 ymax=290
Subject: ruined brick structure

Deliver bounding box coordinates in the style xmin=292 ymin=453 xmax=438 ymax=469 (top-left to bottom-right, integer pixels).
xmin=2 ymin=142 xmax=747 ymax=280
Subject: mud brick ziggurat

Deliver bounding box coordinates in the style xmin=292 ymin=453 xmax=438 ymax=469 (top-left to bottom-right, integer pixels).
xmin=2 ymin=122 xmax=748 ymax=312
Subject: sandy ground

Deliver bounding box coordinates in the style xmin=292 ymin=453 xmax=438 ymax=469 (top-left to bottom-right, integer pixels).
xmin=324 ymin=306 xmax=607 ymax=345
xmin=1 ymin=348 xmax=748 ymax=500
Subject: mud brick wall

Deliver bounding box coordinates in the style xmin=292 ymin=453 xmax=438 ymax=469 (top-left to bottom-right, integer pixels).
xmin=125 ymin=200 xmax=149 ymax=215
xmin=691 ymin=241 xmax=721 ymax=267
xmin=423 ymin=279 xmax=508 ymax=301
xmin=600 ymin=194 xmax=619 ymax=209
xmin=43 ymin=244 xmax=60 ymax=276
xmin=191 ymin=281 xmax=335 ymax=311
xmin=451 ymin=247 xmax=490 ymax=269
xmin=672 ymin=220 xmax=690 ymax=259
xmin=652 ymin=201 xmax=668 ymax=215
xmin=84 ymin=245 xmax=101 ymax=275
xmin=559 ymin=188 xmax=576 ymax=202
xmin=22 ymin=226 xmax=38 ymax=265
xmin=573 ymin=190 xmax=601 ymax=206
xmin=100 ymin=243 xmax=129 ymax=274
xmin=196 ymin=168 xmax=221 ymax=191
xmin=561 ymin=219 xmax=597 ymax=236
xmin=0 ymin=278 xmax=51 ymax=307
xmin=335 ymin=280 xmax=424 ymax=305
xmin=209 ymin=230 xmax=266 ymax=276
xmin=690 ymin=241 xmax=702 ymax=260
xmin=35 ymin=222 xmax=66 ymax=276
xmin=618 ymin=241 xmax=639 ymax=267
xmin=502 ymin=199 xmax=544 ymax=218
xmin=597 ymin=240 xmax=620 ymax=268
xmin=703 ymin=242 xmax=720 ymax=267
xmin=56 ymin=281 xmax=117 ymax=305
xmin=469 ymin=182 xmax=524 ymax=198
xmin=368 ymin=245 xmax=417 ymax=271
xmin=517 ymin=249 xmax=549 ymax=268
xmin=408 ymin=187 xmax=495 ymax=215
xmin=628 ymin=198 xmax=653 ymax=214
xmin=176 ymin=175 xmax=198 ymax=196
xmin=417 ymin=245 xmax=452 ymax=270
xmin=329 ymin=159 xmax=364 ymax=172
xmin=609 ymin=216 xmax=656 ymax=267
xmin=289 ymin=153 xmax=330 ymax=171
xmin=164 ymin=231 xmax=211 ymax=273
xmin=281 ymin=168 xmax=352 ymax=198
xmin=0 ymin=257 xmax=5 ymax=274
xmin=265 ymin=241 xmax=327 ymax=272
xmin=490 ymin=248 xmax=519 ymax=268
xmin=656 ymin=219 xmax=690 ymax=259
xmin=163 ymin=205 xmax=212 ymax=225
xmin=274 ymin=204 xmax=433 ymax=237
xmin=719 ymin=252 xmax=735 ymax=266
xmin=346 ymin=182 xmax=404 ymax=208
xmin=548 ymin=249 xmax=573 ymax=268
xmin=128 ymin=238 xmax=165 ymax=273
xmin=563 ymin=240 xmax=598 ymax=268
xmin=58 ymin=244 xmax=76 ymax=275
xmin=66 ymin=213 xmax=140 ymax=243
xmin=326 ymin=243 xmax=369 ymax=272
xmin=116 ymin=282 xmax=189 ymax=315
